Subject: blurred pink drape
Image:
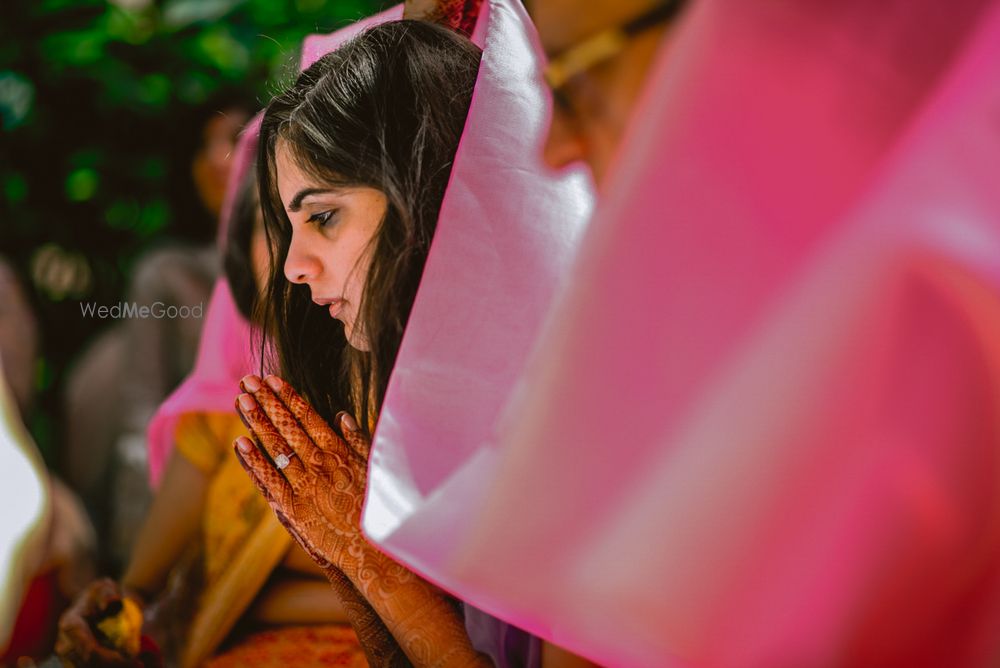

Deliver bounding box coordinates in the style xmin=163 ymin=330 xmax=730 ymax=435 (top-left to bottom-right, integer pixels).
xmin=365 ymin=0 xmax=1000 ymax=665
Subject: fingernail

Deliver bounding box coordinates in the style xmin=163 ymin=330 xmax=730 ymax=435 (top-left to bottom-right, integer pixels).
xmin=241 ymin=375 xmax=261 ymax=392
xmin=264 ymin=375 xmax=282 ymax=391
xmin=238 ymin=394 xmax=255 ymax=411
xmin=341 ymin=413 xmax=359 ymax=432
xmin=235 ymin=436 xmax=253 ymax=453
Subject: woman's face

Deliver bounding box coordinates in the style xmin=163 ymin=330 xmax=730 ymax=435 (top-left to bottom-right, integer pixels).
xmin=276 ymin=142 xmax=387 ymax=350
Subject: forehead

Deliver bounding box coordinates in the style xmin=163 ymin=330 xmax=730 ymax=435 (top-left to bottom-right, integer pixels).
xmin=528 ymin=0 xmax=660 ymax=54
xmin=275 ymin=142 xmax=311 ymax=182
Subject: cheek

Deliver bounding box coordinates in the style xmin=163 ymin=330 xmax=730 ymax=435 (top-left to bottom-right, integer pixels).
xmin=345 ymin=248 xmax=373 ymax=303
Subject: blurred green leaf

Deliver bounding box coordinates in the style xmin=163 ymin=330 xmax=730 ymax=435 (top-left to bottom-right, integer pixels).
xmin=137 ymin=73 xmax=171 ymax=106
xmin=193 ymin=26 xmax=250 ymax=74
xmin=163 ymin=0 xmax=245 ymax=29
xmin=66 ymin=167 xmax=99 ymax=201
xmin=4 ymin=172 xmax=28 ymax=203
xmin=106 ymin=5 xmax=156 ymax=45
xmin=105 ymin=199 xmax=141 ymax=229
xmin=137 ymin=199 xmax=170 ymax=235
xmin=41 ymin=28 xmax=110 ymax=68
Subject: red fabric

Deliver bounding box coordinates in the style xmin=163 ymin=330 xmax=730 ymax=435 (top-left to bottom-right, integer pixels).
xmin=2 ymin=570 xmax=62 ymax=661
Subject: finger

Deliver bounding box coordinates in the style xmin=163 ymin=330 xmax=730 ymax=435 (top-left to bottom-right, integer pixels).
xmin=234 ymin=439 xmax=330 ymax=568
xmin=337 ymin=412 xmax=372 ymax=462
xmin=243 ymin=376 xmax=322 ymax=462
xmin=90 ymin=578 xmax=123 ymax=615
xmin=263 ymin=375 xmax=354 ymax=459
xmin=234 ymin=436 xmax=295 ymax=509
xmin=56 ymin=614 xmax=96 ymax=659
xmin=236 ymin=392 xmax=308 ymax=489
xmin=59 ymin=615 xmax=134 ymax=667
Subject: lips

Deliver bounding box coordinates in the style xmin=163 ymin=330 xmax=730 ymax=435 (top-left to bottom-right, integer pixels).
xmin=312 ymin=296 xmax=345 ymax=319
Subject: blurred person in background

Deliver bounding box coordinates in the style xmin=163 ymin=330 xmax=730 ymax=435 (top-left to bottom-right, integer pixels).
xmin=61 ymin=96 xmax=253 ymax=571
xmin=56 ymin=128 xmax=366 ymax=668
xmin=0 ymin=258 xmax=96 ymax=664
xmin=530 ymin=0 xmax=686 ymax=185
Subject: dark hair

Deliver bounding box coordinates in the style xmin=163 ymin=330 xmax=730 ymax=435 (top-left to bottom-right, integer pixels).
xmin=223 ymin=166 xmax=260 ymax=321
xmin=257 ymin=20 xmax=481 ymax=435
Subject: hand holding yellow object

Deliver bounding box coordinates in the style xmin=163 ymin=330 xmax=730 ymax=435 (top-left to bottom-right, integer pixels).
xmin=55 ymin=578 xmax=148 ymax=666
xmin=95 ymin=596 xmax=143 ymax=658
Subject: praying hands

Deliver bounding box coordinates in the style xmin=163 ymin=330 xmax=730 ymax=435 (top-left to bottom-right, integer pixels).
xmin=234 ymin=375 xmax=488 ymax=668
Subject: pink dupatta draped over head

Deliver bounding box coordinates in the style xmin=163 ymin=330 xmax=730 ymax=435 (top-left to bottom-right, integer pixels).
xmin=354 ymin=0 xmax=593 ymax=575
xmin=145 ymin=115 xmax=261 ymax=487
xmin=426 ymin=0 xmax=1000 ymax=666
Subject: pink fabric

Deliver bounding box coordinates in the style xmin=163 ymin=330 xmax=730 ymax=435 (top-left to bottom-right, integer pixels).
xmin=429 ymin=1 xmax=1000 ymax=666
xmin=299 ymin=6 xmax=403 ymax=70
xmin=146 ymin=116 xmax=261 ymax=486
xmin=359 ymin=0 xmax=593 ymax=567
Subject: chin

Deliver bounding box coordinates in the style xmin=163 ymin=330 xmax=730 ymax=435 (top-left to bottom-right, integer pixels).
xmin=345 ymin=324 xmax=370 ymax=352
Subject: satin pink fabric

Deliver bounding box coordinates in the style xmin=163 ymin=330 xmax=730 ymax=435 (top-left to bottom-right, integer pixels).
xmin=437 ymin=1 xmax=1000 ymax=666
xmin=359 ymin=0 xmax=593 ymax=566
xmin=145 ymin=116 xmax=260 ymax=487
xmin=300 ymin=6 xmax=402 ymax=69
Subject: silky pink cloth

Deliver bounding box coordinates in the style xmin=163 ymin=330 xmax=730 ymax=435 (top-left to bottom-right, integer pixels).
xmin=430 ymin=1 xmax=1000 ymax=666
xmin=145 ymin=116 xmax=261 ymax=487
xmin=299 ymin=6 xmax=402 ymax=69
xmin=359 ymin=0 xmax=592 ymax=561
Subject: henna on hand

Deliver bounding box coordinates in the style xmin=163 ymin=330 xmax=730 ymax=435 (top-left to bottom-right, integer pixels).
xmin=324 ymin=565 xmax=413 ymax=668
xmin=234 ymin=375 xmax=489 ymax=667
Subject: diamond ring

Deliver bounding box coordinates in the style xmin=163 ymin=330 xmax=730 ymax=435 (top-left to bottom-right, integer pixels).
xmin=274 ymin=452 xmax=296 ymax=470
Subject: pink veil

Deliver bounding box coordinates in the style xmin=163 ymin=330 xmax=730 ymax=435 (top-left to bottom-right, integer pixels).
xmin=358 ymin=0 xmax=593 ymax=571
xmin=145 ymin=115 xmax=260 ymax=487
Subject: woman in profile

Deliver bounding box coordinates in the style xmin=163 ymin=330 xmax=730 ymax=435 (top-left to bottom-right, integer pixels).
xmin=235 ymin=12 xmax=595 ymax=668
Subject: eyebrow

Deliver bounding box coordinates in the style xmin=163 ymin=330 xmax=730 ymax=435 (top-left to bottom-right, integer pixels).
xmin=287 ymin=188 xmax=336 ymax=212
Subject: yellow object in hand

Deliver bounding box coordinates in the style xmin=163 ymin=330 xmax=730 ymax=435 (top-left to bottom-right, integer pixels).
xmin=96 ymin=597 xmax=143 ymax=657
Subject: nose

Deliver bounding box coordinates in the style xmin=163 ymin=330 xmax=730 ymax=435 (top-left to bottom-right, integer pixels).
xmin=283 ymin=232 xmax=322 ymax=285
xmin=542 ymin=110 xmax=588 ymax=173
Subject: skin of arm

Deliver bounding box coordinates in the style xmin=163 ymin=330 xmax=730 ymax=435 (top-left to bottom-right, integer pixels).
xmin=121 ymin=450 xmax=209 ymax=601
xmin=249 ymin=573 xmax=351 ymax=625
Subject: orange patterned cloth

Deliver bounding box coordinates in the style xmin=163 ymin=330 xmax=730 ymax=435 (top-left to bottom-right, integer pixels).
xmin=204 ymin=624 xmax=367 ymax=667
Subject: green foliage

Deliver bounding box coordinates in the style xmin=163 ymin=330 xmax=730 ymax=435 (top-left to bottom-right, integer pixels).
xmin=0 ymin=0 xmax=387 ymax=462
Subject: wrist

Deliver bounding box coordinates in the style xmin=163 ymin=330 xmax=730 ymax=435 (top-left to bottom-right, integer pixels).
xmin=119 ymin=583 xmax=149 ymax=610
